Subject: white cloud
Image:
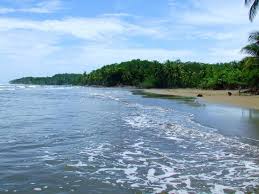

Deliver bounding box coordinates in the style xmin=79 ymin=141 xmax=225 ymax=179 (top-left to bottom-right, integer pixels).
xmin=165 ymin=0 xmax=258 ymax=61
xmin=205 ymin=47 xmax=245 ymax=63
xmin=79 ymin=46 xmax=194 ymax=69
xmin=0 ymin=8 xmax=15 ymax=14
xmin=0 ymin=17 xmax=163 ymax=41
xmin=178 ymin=0 xmax=251 ymax=26
xmin=0 ymin=30 xmax=60 ymax=58
xmin=0 ymin=0 xmax=62 ymax=14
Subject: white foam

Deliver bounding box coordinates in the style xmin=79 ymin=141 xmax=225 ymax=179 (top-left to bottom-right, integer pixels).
xmin=147 ymin=168 xmax=157 ymax=183
xmin=124 ymin=167 xmax=138 ymax=180
xmin=210 ymin=184 xmax=236 ymax=194
xmin=16 ymin=85 xmax=26 ymax=89
xmin=69 ymin=161 xmax=88 ymax=167
xmin=33 ymin=188 xmax=42 ymax=191
xmin=89 ymin=92 xmax=121 ymax=102
xmin=28 ymin=85 xmax=37 ymax=88
xmin=38 ymin=154 xmax=56 ymax=161
xmin=88 ymin=156 xmax=94 ymax=162
xmin=89 ymin=130 xmax=259 ymax=193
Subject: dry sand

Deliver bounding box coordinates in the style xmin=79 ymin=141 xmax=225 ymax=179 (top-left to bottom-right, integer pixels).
xmin=144 ymin=89 xmax=259 ymax=110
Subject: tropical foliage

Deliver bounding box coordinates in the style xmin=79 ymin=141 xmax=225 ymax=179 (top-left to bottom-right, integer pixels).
xmin=245 ymin=0 xmax=259 ymax=21
xmin=10 ymin=59 xmax=258 ymax=89
xmin=10 ymin=74 xmax=82 ymax=85
xmin=242 ymin=31 xmax=259 ymax=67
xmin=241 ymin=31 xmax=259 ymax=89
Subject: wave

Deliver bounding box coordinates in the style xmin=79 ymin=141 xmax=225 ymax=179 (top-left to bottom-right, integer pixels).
xmin=84 ymin=90 xmax=259 ymax=193
xmin=81 ymin=138 xmax=259 ymax=193
xmin=0 ymin=85 xmax=85 ymax=92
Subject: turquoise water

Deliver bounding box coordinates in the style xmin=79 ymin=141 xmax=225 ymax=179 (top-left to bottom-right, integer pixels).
xmin=0 ymin=85 xmax=258 ymax=194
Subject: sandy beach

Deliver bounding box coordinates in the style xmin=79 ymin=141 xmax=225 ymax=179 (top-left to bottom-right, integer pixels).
xmin=144 ymin=89 xmax=259 ymax=110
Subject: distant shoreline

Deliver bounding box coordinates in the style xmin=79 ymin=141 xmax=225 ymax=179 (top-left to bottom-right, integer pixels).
xmin=7 ymin=83 xmax=259 ymax=110
xmin=143 ymin=89 xmax=259 ymax=110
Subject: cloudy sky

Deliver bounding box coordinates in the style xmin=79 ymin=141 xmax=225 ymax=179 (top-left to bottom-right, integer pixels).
xmin=0 ymin=0 xmax=258 ymax=82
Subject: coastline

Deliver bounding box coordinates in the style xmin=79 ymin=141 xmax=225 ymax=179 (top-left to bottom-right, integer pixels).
xmin=143 ymin=89 xmax=259 ymax=110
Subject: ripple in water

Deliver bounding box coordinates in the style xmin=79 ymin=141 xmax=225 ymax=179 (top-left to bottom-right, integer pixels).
xmin=68 ymin=91 xmax=259 ymax=193
xmin=0 ymin=86 xmax=258 ymax=194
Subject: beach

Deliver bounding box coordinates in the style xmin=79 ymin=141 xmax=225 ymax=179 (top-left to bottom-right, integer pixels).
xmin=144 ymin=89 xmax=259 ymax=110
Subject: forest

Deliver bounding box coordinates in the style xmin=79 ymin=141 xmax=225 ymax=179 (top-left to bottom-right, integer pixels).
xmin=10 ymin=59 xmax=259 ymax=90
xmin=10 ymin=74 xmax=82 ymax=86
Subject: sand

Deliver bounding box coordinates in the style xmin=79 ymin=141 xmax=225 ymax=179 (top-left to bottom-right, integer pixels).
xmin=144 ymin=89 xmax=259 ymax=110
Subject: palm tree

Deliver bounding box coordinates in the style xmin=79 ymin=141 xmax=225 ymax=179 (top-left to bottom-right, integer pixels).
xmin=241 ymin=31 xmax=259 ymax=67
xmin=245 ymin=0 xmax=259 ymax=21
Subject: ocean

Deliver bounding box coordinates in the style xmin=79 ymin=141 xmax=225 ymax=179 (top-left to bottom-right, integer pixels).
xmin=0 ymin=84 xmax=258 ymax=194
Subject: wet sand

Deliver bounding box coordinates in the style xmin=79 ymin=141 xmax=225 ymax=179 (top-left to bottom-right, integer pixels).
xmin=144 ymin=89 xmax=259 ymax=110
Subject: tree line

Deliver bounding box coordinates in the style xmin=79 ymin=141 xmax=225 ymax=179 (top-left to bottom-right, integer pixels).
xmin=10 ymin=59 xmax=259 ymax=90
xmin=10 ymin=74 xmax=82 ymax=86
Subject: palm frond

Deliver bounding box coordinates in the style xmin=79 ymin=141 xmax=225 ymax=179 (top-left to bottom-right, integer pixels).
xmin=248 ymin=31 xmax=259 ymax=43
xmin=249 ymin=0 xmax=259 ymax=21
xmin=241 ymin=43 xmax=259 ymax=57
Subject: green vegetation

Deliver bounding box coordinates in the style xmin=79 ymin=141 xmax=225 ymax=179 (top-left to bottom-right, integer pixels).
xmin=242 ymin=31 xmax=259 ymax=67
xmin=9 ymin=59 xmax=259 ymax=90
xmin=241 ymin=31 xmax=259 ymax=90
xmin=10 ymin=74 xmax=82 ymax=85
xmin=81 ymin=60 xmax=244 ymax=89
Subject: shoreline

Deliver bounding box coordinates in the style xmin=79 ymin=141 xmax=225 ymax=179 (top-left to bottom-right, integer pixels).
xmin=7 ymin=84 xmax=259 ymax=110
xmin=143 ymin=89 xmax=259 ymax=110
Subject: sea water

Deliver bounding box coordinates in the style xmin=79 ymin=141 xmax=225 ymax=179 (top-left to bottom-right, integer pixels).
xmin=0 ymin=85 xmax=258 ymax=194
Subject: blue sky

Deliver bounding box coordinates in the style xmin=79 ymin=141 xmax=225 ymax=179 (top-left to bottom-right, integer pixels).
xmin=0 ymin=0 xmax=258 ymax=82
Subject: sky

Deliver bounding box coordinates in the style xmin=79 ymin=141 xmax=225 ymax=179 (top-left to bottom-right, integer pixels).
xmin=0 ymin=0 xmax=258 ymax=82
